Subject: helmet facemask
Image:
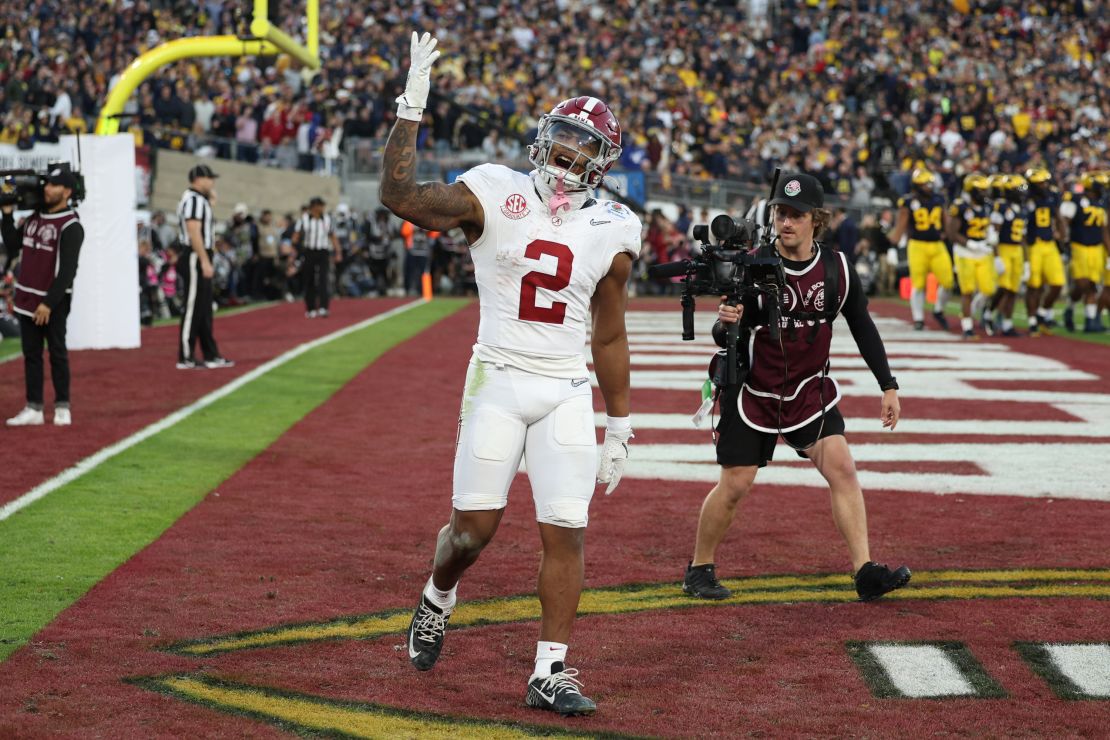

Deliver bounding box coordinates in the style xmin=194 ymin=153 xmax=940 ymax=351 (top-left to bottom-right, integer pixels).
xmin=529 ymin=116 xmax=620 ymax=191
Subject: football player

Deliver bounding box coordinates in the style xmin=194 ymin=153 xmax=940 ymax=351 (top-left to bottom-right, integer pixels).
xmin=1023 ymin=168 xmax=1066 ymax=336
xmin=380 ymin=32 xmax=641 ymax=717
xmin=985 ymin=174 xmax=1028 ymax=337
xmin=1061 ymin=171 xmax=1110 ymax=333
xmin=946 ymin=173 xmax=995 ymax=339
xmin=888 ymin=167 xmax=953 ymax=330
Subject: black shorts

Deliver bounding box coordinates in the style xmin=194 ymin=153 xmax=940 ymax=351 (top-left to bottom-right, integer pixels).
xmin=714 ymin=385 xmax=846 ymax=468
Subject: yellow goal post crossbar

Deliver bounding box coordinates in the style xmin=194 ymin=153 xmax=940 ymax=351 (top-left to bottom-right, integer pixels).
xmin=96 ymin=0 xmax=318 ymax=136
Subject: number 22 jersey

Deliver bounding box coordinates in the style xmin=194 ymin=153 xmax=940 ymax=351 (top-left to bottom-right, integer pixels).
xmin=456 ymin=163 xmax=642 ymax=378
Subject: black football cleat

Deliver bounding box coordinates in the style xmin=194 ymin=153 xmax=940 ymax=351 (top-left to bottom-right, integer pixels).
xmin=407 ymin=594 xmax=452 ymax=671
xmin=525 ymin=662 xmax=596 ymax=716
xmin=932 ymin=310 xmax=950 ymax=331
xmin=683 ymin=561 xmax=732 ymax=600
xmin=913 ymin=320 xmax=925 ymax=331
xmin=1063 ymin=306 xmax=1075 ymax=332
xmin=854 ymin=562 xmax=912 ymax=602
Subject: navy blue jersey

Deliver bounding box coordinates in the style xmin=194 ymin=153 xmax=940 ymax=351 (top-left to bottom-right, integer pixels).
xmin=1064 ymin=192 xmax=1108 ymax=247
xmin=898 ymin=193 xmax=946 ymax=241
xmin=1027 ymin=191 xmax=1060 ymax=242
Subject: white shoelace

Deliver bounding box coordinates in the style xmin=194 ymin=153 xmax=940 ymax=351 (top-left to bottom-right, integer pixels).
xmin=413 ymin=605 xmax=451 ymax=643
xmin=535 ymin=668 xmax=585 ymax=696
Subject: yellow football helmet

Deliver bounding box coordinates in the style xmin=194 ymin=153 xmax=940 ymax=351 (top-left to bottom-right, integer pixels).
xmin=1004 ymin=173 xmax=1028 ymax=191
xmin=1024 ymin=167 xmax=1051 ymax=185
xmin=911 ymin=167 xmax=935 ymax=188
xmin=963 ymin=173 xmax=990 ymax=193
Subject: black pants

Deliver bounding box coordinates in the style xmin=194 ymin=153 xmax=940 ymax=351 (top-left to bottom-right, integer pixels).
xmin=369 ymin=257 xmax=390 ymax=296
xmin=404 ymin=252 xmax=428 ymax=295
xmin=303 ymin=249 xmax=331 ymax=311
xmin=179 ymin=251 xmax=221 ymax=363
xmin=20 ymin=295 xmax=71 ymax=407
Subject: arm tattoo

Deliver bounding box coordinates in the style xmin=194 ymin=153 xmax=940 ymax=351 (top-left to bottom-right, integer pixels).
xmin=381 ymin=120 xmax=475 ymax=231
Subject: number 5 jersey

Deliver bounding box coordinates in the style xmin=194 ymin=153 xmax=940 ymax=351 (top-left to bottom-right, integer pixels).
xmin=456 ymin=163 xmax=642 ymax=378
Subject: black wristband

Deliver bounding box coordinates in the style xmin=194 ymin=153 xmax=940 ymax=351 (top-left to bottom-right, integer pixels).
xmin=880 ymin=377 xmax=899 ymax=391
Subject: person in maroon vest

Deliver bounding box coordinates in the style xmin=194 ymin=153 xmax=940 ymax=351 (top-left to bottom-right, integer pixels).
xmin=2 ymin=166 xmax=84 ymax=426
xmin=682 ymin=172 xmax=912 ymax=603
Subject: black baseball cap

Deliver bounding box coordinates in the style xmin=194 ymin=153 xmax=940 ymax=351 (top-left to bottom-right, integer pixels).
xmin=46 ymin=166 xmax=78 ymax=190
xmin=308 ymin=196 xmax=326 ymax=207
xmin=188 ymin=163 xmax=219 ymax=181
xmin=768 ymin=172 xmax=824 ymax=213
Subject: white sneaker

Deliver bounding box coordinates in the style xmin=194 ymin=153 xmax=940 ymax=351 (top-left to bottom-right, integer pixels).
xmin=317 ymin=308 xmax=329 ymax=317
xmin=6 ymin=407 xmax=45 ymax=426
xmin=54 ymin=407 xmax=71 ymax=426
xmin=204 ymin=357 xmax=236 ymax=369
xmin=306 ymin=310 xmax=317 ymax=319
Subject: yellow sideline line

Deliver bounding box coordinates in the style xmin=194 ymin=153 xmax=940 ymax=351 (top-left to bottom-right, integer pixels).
xmin=152 ymin=676 xmax=546 ymax=739
xmin=169 ymin=569 xmax=1110 ymax=656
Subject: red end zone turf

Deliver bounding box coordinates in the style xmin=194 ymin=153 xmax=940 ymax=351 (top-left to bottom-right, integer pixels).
xmin=0 ymin=299 xmax=1107 ymax=736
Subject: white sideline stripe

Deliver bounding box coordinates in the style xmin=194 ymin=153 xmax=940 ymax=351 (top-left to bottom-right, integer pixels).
xmin=1044 ymin=644 xmax=1110 ymax=696
xmin=0 ymin=301 xmax=424 ymax=522
xmin=596 ymin=409 xmax=1110 ymax=437
xmin=868 ymin=645 xmax=976 ymax=698
xmin=622 ymin=443 xmax=1110 ymax=499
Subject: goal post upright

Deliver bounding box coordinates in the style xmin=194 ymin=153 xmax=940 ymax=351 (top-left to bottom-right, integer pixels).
xmin=96 ymin=0 xmax=320 ymax=136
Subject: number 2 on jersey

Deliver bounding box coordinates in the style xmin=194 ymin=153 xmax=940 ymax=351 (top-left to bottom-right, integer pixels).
xmin=518 ymin=239 xmax=573 ymax=324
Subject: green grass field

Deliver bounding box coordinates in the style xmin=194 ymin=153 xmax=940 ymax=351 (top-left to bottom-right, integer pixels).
xmin=0 ymin=299 xmax=467 ymax=661
xmin=886 ymin=296 xmax=1110 ymax=344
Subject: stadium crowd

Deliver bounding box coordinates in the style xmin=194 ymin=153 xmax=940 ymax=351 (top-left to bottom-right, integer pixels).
xmin=3 ymin=1 xmax=1110 ymax=326
xmin=2 ymin=1 xmax=1108 ymax=197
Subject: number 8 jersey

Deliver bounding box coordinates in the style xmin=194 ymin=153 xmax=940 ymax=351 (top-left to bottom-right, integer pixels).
xmin=457 ymin=163 xmax=642 ymax=378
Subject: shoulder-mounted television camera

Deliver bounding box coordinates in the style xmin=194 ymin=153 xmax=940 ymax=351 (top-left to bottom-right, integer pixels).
xmin=647 ymin=170 xmax=789 ymax=386
xmin=0 ymin=163 xmax=86 ymax=211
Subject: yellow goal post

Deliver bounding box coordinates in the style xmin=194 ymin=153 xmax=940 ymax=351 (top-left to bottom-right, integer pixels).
xmin=96 ymin=0 xmax=319 ymax=136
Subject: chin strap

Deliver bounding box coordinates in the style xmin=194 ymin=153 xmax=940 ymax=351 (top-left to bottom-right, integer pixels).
xmin=548 ymin=172 xmax=572 ymax=216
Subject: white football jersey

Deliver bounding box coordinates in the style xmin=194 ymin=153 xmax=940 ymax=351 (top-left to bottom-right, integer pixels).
xmin=456 ymin=164 xmax=642 ymax=378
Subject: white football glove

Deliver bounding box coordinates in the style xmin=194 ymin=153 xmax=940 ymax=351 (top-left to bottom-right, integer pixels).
xmin=994 ymin=256 xmax=1007 ymax=275
xmin=396 ymin=31 xmax=441 ymax=121
xmin=597 ymin=417 xmax=633 ymax=495
xmin=965 ymin=238 xmax=989 ymax=252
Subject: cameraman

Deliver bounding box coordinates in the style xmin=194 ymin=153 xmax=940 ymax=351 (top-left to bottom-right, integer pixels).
xmin=682 ymin=173 xmax=911 ymax=603
xmin=2 ymin=166 xmax=84 ymax=426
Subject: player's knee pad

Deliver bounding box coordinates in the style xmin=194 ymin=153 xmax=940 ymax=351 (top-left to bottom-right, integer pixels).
xmin=536 ymin=499 xmax=589 ymax=528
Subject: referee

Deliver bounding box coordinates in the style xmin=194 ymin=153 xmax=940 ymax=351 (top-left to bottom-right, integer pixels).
xmin=292 ymin=196 xmax=340 ymax=318
xmin=176 ymin=164 xmax=233 ymax=369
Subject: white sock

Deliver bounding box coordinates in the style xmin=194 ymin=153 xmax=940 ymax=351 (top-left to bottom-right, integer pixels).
xmin=1028 ymin=314 xmax=1038 ymax=327
xmin=1086 ymin=303 xmax=1098 ymax=319
xmin=934 ymin=286 xmax=948 ymax=312
xmin=1002 ymin=318 xmax=1014 ymax=331
xmin=982 ymin=308 xmax=994 ymax=322
xmin=910 ymin=290 xmax=925 ymax=322
xmin=961 ymin=316 xmax=974 ymax=332
xmin=533 ymin=641 xmax=568 ymax=678
xmin=971 ymin=293 xmax=987 ymax=318
xmin=1037 ymin=307 xmax=1048 ymax=319
xmin=1044 ymin=308 xmax=1055 ymax=321
xmin=423 ymin=577 xmax=457 ymax=611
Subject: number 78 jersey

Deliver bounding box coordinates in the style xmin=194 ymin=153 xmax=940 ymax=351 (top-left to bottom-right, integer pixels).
xmin=457 ymin=164 xmax=642 ymax=378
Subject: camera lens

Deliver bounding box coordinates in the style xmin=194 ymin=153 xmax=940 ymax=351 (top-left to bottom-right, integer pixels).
xmin=710 ymin=215 xmax=736 ymax=242
xmin=692 ymin=224 xmax=708 ymax=243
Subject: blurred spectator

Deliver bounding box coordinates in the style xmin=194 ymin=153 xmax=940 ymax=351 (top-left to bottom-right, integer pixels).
xmin=364 ymin=207 xmax=396 ymax=297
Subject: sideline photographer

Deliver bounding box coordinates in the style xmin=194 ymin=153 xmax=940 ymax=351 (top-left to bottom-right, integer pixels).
xmin=675 ymin=173 xmax=911 ymax=603
xmin=2 ymin=164 xmax=84 ymax=426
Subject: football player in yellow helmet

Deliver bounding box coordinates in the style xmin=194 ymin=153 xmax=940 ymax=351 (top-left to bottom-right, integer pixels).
xmin=946 ymin=173 xmax=995 ymax=338
xmin=1022 ymin=166 xmax=1066 ymax=335
xmin=984 ymin=174 xmax=1029 ymax=336
xmin=1061 ymin=170 xmax=1110 ymax=332
xmin=888 ymin=167 xmax=954 ymax=330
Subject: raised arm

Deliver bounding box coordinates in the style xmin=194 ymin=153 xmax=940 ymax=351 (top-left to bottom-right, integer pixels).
xmin=380 ymin=120 xmax=483 ymax=240
xmin=379 ymin=32 xmax=483 ymax=242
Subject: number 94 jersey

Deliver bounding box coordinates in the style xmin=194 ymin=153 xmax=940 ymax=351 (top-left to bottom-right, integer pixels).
xmin=456 ymin=163 xmax=642 ymax=378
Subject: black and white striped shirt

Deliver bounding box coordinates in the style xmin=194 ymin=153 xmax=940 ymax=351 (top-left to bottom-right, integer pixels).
xmin=295 ymin=213 xmax=334 ymax=250
xmin=177 ymin=188 xmax=214 ymax=252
